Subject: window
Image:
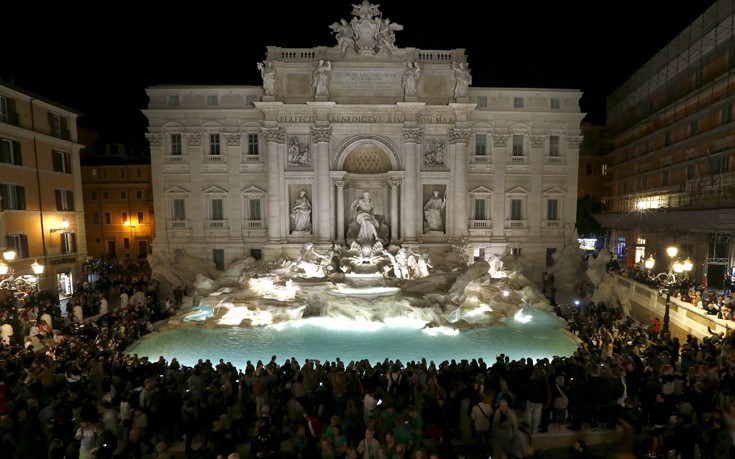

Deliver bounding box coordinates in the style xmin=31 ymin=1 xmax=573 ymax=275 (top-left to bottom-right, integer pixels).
xmin=91 ymin=191 xmax=98 ymax=200
xmin=124 ymin=238 xmax=130 ymax=250
xmin=210 ymin=134 xmax=221 ymax=155
xmin=92 ymin=212 xmax=100 ymax=224
xmin=510 ymin=199 xmax=523 ymax=220
xmin=172 ymin=198 xmax=186 ymax=220
xmin=210 ymin=198 xmax=224 ymax=220
xmin=0 ymin=138 xmax=21 ymax=165
xmin=168 ymin=95 xmax=179 ymax=106
xmin=547 ymin=199 xmax=559 ymax=221
xmin=247 ymin=134 xmax=259 ymax=155
xmin=61 ymin=232 xmax=77 ymax=254
xmin=48 ymin=113 xmax=68 ymax=139
xmin=120 ymin=191 xmax=127 ymax=199
xmin=0 ymin=96 xmax=16 ymax=124
xmin=512 ymin=135 xmax=524 ymax=156
xmin=249 ymin=199 xmax=262 ymax=220
xmin=55 ymin=190 xmax=74 ymax=211
xmin=689 ymin=120 xmax=699 ymax=137
xmin=601 ymin=164 xmax=608 ymax=176
xmin=213 ymin=248 xmax=225 ymax=271
xmin=105 ymin=212 xmax=111 ymax=224
xmin=549 ymin=135 xmax=560 ymax=156
xmin=585 ymin=164 xmax=593 ymax=176
xmin=475 ymin=134 xmax=486 ymax=155
xmin=550 ymin=98 xmax=561 ymax=109
xmin=513 ymin=97 xmax=524 ymax=108
xmin=136 ymin=190 xmax=143 ymax=199
xmin=137 ymin=212 xmax=144 ymax=224
xmin=722 ymin=105 xmax=733 ymax=125
xmin=473 ymin=199 xmax=487 ymax=220
xmin=664 ymin=131 xmax=673 ymax=146
xmin=0 ymin=184 xmax=26 ymax=210
xmin=136 ymin=168 xmax=142 ymax=178
xmin=662 ymin=169 xmax=670 ymax=186
xmin=686 ymin=164 xmax=696 ymax=180
xmin=52 ymin=149 xmax=72 ymax=173
xmin=246 ymin=95 xmax=257 ymax=107
xmin=103 ymin=191 xmax=109 ymax=200
xmin=121 ymin=212 xmax=128 ymax=224
xmin=5 ymin=234 xmax=29 ymax=258
xmin=207 ymin=95 xmax=218 ymax=106
xmin=476 ymin=96 xmax=487 ymax=108
xmin=170 ymin=134 xmax=182 ymax=155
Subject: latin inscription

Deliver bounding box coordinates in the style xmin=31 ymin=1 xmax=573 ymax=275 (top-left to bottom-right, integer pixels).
xmin=332 ymin=70 xmax=403 ymax=95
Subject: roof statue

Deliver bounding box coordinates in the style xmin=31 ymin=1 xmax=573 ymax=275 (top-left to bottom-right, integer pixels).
xmin=330 ymin=1 xmax=403 ymax=56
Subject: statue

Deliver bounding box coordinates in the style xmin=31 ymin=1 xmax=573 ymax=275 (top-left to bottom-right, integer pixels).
xmin=424 ymin=190 xmax=446 ymax=232
xmin=291 ymin=242 xmax=332 ymax=278
xmin=424 ymin=140 xmax=445 ymax=166
xmin=350 ymin=190 xmax=380 ymax=244
xmin=290 ymin=190 xmax=312 ymax=233
xmin=312 ymin=60 xmax=332 ymax=98
xmin=329 ymin=19 xmax=355 ymax=55
xmin=402 ymin=61 xmax=421 ymax=97
xmin=257 ymin=61 xmax=276 ymax=97
xmin=452 ymin=61 xmax=472 ymax=101
xmin=377 ymin=18 xmax=402 ymax=54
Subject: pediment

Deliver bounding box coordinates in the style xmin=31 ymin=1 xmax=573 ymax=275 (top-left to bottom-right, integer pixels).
xmin=203 ymin=185 xmax=228 ymax=194
xmin=543 ymin=186 xmax=565 ymax=195
xmin=242 ymin=186 xmax=266 ymax=194
xmin=469 ymin=186 xmax=493 ymax=194
xmin=506 ymin=186 xmax=529 ymax=194
xmin=165 ymin=185 xmax=189 ymax=194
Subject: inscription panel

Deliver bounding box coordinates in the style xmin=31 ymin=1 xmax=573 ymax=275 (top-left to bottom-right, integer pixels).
xmin=332 ymin=70 xmax=403 ymax=95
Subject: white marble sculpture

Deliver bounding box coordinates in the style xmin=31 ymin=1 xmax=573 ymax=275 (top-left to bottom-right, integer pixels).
xmin=452 ymin=61 xmax=472 ymax=101
xmin=312 ymin=60 xmax=332 ymax=98
xmin=257 ymin=61 xmax=276 ymax=97
xmin=290 ymin=190 xmax=312 ymax=233
xmin=424 ymin=190 xmax=446 ymax=232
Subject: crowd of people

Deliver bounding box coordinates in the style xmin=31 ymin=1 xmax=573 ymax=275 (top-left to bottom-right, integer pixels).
xmin=1 ymin=258 xmax=735 ymax=459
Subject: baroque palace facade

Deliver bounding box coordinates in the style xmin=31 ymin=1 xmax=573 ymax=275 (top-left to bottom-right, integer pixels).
xmin=143 ymin=2 xmax=583 ymax=282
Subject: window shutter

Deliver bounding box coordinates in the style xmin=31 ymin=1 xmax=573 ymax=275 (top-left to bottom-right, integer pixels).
xmin=17 ymin=186 xmax=25 ymax=210
xmin=55 ymin=190 xmax=62 ymax=210
xmin=20 ymin=235 xmax=29 ymax=258
xmin=0 ymin=140 xmax=9 ymax=163
xmin=53 ymin=151 xmax=62 ymax=171
xmin=12 ymin=141 xmax=21 ymax=165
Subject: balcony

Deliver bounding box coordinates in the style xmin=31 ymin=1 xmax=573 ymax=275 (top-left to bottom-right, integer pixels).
xmin=243 ymin=220 xmax=265 ymax=229
xmin=166 ymin=155 xmax=188 ymax=164
xmin=542 ymin=220 xmax=562 ymax=229
xmin=205 ymin=220 xmax=228 ymax=230
xmin=470 ymin=220 xmax=491 ymax=229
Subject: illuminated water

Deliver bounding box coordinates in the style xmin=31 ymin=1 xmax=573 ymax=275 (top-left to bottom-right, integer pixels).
xmin=126 ymin=307 xmax=579 ymax=368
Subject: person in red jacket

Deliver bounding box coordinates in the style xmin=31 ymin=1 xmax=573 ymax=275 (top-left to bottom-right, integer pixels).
xmin=651 ymin=317 xmax=662 ymax=341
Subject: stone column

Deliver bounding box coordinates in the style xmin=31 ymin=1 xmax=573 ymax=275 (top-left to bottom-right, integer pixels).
xmin=386 ymin=179 xmax=401 ymax=245
xmin=449 ymin=128 xmax=470 ymax=238
xmin=402 ymin=128 xmax=421 ymax=241
xmin=334 ymin=181 xmax=346 ymax=244
xmin=311 ymin=126 xmax=332 ymax=243
xmin=262 ymin=127 xmax=285 ymax=241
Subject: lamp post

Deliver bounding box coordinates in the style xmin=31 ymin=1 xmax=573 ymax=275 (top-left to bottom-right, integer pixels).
xmin=0 ymin=249 xmax=45 ymax=346
xmin=644 ymin=246 xmax=693 ymax=335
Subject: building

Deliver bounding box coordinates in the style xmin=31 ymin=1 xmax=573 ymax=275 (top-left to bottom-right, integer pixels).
xmin=594 ymin=0 xmax=735 ymax=289
xmin=143 ymin=2 xmax=583 ymax=284
xmin=0 ymin=83 xmax=87 ymax=296
xmin=80 ymin=144 xmax=154 ymax=259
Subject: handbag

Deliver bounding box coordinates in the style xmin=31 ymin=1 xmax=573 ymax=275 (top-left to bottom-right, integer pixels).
xmin=553 ymin=383 xmax=569 ymax=410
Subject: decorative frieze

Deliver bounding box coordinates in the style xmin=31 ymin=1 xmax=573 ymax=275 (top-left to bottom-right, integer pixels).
xmin=530 ymin=135 xmax=546 ymax=149
xmin=492 ymin=135 xmax=509 ymax=148
xmin=185 ymin=133 xmax=202 ymax=146
xmin=224 ymin=133 xmax=241 ymax=146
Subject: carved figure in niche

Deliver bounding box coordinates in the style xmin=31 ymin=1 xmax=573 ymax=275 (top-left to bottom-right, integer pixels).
xmin=330 ymin=19 xmax=356 ymax=55
xmin=377 ymin=18 xmax=402 ymax=53
xmin=312 ymin=60 xmax=332 ymax=98
xmin=350 ymin=190 xmax=380 ymax=244
xmin=401 ymin=61 xmax=421 ymax=97
xmin=424 ymin=139 xmax=445 ymax=166
xmin=290 ymin=190 xmax=312 ymax=233
xmin=452 ymin=61 xmax=472 ymax=101
xmin=424 ymin=190 xmax=446 ymax=233
xmin=257 ymin=61 xmax=276 ymax=97
xmin=288 ymin=138 xmax=311 ymax=166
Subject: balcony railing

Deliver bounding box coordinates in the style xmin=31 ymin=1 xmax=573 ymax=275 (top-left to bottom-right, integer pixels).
xmin=169 ymin=220 xmax=188 ymax=229
xmin=243 ymin=220 xmax=265 ymax=229
xmin=242 ymin=154 xmax=261 ymax=163
xmin=205 ymin=220 xmax=228 ymax=229
xmin=470 ymin=220 xmax=491 ymax=228
xmin=166 ymin=155 xmax=188 ymax=164
xmin=205 ymin=155 xmax=225 ymax=164
xmin=506 ymin=220 xmax=527 ymax=229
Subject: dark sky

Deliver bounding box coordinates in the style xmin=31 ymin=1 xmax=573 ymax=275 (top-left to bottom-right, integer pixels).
xmin=0 ymin=1 xmax=717 ymax=148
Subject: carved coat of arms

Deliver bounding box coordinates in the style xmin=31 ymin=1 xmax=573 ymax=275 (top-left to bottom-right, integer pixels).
xmin=329 ymin=1 xmax=402 ymax=56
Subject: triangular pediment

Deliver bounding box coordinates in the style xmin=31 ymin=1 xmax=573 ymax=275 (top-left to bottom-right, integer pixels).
xmin=506 ymin=186 xmax=529 ymax=194
xmin=543 ymin=186 xmax=565 ymax=195
xmin=165 ymin=185 xmax=189 ymax=194
xmin=242 ymin=186 xmax=266 ymax=194
xmin=469 ymin=186 xmax=493 ymax=194
xmin=203 ymin=185 xmax=228 ymax=194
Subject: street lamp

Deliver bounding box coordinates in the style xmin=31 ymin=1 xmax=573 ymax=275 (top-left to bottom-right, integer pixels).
xmin=644 ymin=246 xmax=693 ymax=334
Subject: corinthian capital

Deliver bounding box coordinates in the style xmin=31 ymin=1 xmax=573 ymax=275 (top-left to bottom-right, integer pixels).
xmin=566 ymin=135 xmax=583 ymax=149
xmin=184 ymin=133 xmax=202 ymax=146
xmin=401 ymin=128 xmax=422 ymax=144
xmin=262 ymin=127 xmax=285 ymax=144
xmin=311 ymin=127 xmax=332 ymax=143
xmin=145 ymin=133 xmax=163 ymax=147
xmin=224 ymin=133 xmax=241 ymax=146
xmin=448 ymin=129 xmax=471 ymax=145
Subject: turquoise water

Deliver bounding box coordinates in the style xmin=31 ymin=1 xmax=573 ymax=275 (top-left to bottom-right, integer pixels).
xmin=126 ymin=307 xmax=579 ymax=368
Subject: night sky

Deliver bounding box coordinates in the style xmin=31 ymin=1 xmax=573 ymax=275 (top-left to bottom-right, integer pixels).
xmin=0 ymin=1 xmax=717 ymax=148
